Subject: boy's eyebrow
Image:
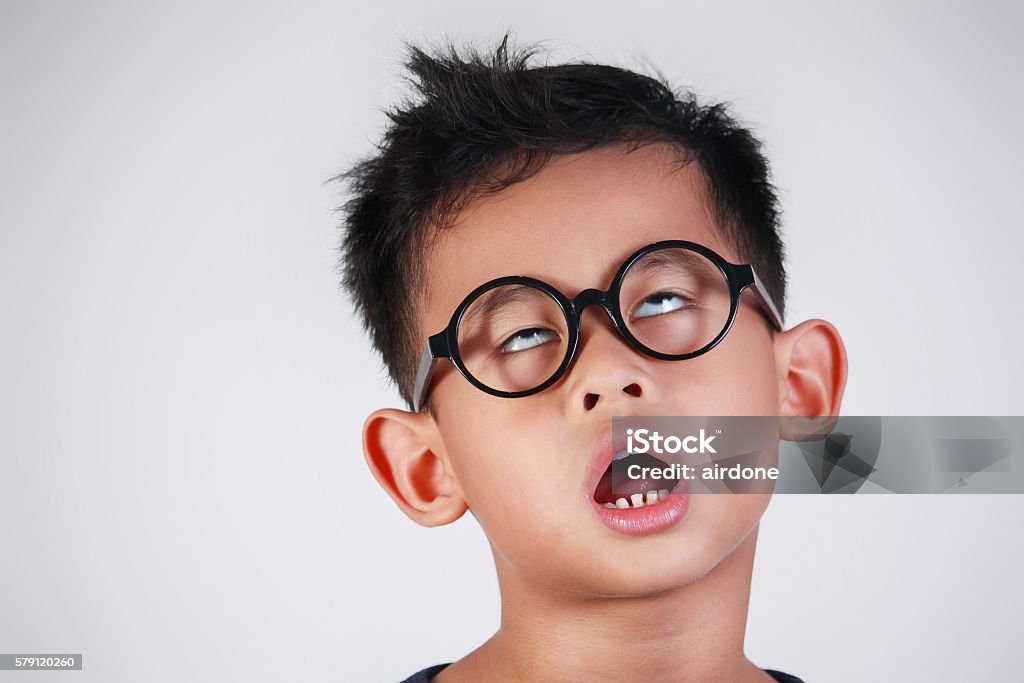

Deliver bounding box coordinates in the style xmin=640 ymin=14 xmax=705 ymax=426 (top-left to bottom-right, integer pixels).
xmin=458 ymin=284 xmax=553 ymax=332
xmin=460 ymin=250 xmax=719 ymax=332
xmin=625 ymin=247 xmax=718 ymax=277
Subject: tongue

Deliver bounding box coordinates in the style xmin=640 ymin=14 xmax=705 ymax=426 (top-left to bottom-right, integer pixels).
xmin=593 ymin=452 xmax=679 ymax=504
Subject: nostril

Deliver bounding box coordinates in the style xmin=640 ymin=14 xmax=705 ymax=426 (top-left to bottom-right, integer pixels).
xmin=623 ymin=383 xmax=642 ymax=397
xmin=583 ymin=393 xmax=599 ymax=410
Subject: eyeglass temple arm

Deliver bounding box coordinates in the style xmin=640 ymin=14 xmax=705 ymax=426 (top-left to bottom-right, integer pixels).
xmin=746 ymin=266 xmax=784 ymax=331
xmin=412 ymin=333 xmax=447 ymax=411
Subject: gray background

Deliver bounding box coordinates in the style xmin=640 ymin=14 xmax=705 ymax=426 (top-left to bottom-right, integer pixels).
xmin=1 ymin=1 xmax=1022 ymax=681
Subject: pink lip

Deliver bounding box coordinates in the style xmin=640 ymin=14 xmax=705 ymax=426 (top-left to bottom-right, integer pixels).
xmin=585 ymin=421 xmax=691 ymax=536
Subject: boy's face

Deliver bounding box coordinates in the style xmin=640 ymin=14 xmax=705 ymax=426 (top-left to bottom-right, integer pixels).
xmin=419 ymin=143 xmax=783 ymax=596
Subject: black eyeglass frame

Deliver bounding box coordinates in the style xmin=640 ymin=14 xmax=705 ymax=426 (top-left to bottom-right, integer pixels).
xmin=411 ymin=240 xmax=784 ymax=411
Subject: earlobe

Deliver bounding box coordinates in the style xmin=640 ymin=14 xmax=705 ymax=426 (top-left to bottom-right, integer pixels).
xmin=362 ymin=408 xmax=468 ymax=527
xmin=774 ymin=318 xmax=849 ymax=425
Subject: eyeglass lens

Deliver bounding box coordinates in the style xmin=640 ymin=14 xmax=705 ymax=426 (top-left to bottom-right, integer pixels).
xmin=454 ymin=247 xmax=733 ymax=395
xmin=619 ymin=247 xmax=731 ymax=355
xmin=456 ymin=284 xmax=570 ymax=394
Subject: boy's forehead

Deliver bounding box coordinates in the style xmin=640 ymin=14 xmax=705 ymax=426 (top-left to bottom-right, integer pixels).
xmin=420 ymin=143 xmax=737 ymax=334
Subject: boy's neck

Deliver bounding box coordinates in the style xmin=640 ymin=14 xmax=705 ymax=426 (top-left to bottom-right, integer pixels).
xmin=437 ymin=527 xmax=774 ymax=683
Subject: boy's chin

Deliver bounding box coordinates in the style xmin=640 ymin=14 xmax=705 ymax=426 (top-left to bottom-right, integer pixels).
xmin=585 ymin=567 xmax=716 ymax=600
xmin=486 ymin=495 xmax=767 ymax=598
xmin=516 ymin=531 xmax=745 ymax=600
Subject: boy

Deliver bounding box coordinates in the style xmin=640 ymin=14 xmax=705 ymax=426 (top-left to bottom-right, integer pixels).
xmin=338 ymin=38 xmax=848 ymax=682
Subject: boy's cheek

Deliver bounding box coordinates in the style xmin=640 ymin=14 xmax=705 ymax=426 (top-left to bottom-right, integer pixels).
xmin=676 ymin=329 xmax=780 ymax=414
xmin=441 ymin=414 xmax=579 ymax=515
xmin=689 ymin=493 xmax=772 ymax=538
xmin=444 ymin=415 xmax=569 ymax=487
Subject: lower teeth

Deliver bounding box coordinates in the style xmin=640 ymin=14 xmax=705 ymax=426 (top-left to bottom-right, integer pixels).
xmin=602 ymin=489 xmax=671 ymax=509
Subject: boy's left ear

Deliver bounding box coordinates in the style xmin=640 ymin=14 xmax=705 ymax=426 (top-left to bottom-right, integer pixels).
xmin=773 ymin=318 xmax=849 ymax=419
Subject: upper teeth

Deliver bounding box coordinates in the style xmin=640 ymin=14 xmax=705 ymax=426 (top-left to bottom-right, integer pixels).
xmin=602 ymin=489 xmax=671 ymax=509
xmin=613 ymin=450 xmax=631 ymax=461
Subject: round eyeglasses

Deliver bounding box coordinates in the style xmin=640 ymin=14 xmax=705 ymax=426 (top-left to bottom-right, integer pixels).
xmin=412 ymin=240 xmax=783 ymax=410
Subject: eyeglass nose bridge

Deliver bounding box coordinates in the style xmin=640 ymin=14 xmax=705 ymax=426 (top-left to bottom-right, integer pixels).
xmin=567 ymin=286 xmax=631 ymax=344
xmin=570 ymin=287 xmax=616 ymax=319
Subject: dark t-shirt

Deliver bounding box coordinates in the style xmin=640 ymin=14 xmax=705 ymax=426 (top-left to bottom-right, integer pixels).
xmin=399 ymin=662 xmax=805 ymax=682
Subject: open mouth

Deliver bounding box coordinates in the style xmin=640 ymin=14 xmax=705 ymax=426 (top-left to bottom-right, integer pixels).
xmin=592 ymin=450 xmax=682 ymax=509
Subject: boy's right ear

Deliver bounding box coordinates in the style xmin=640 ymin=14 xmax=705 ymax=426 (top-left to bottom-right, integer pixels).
xmin=362 ymin=408 xmax=468 ymax=527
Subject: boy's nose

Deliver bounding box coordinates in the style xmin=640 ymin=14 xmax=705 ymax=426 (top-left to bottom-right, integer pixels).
xmin=567 ymin=306 xmax=658 ymax=412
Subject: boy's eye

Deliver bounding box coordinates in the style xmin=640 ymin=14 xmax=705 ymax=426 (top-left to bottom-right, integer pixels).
xmin=500 ymin=327 xmax=559 ymax=353
xmin=632 ymin=292 xmax=688 ymax=319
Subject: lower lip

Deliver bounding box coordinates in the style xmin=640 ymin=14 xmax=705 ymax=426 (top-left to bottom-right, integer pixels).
xmin=589 ymin=489 xmax=690 ymax=536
